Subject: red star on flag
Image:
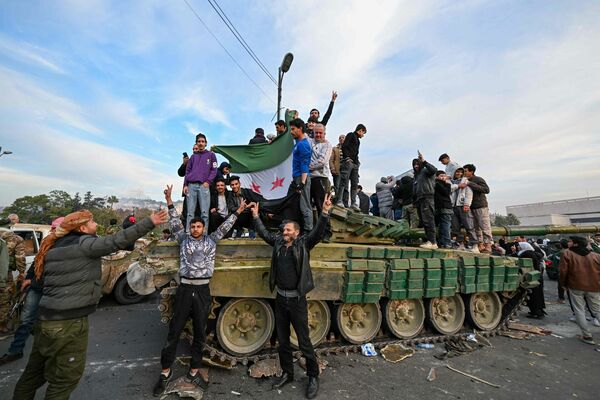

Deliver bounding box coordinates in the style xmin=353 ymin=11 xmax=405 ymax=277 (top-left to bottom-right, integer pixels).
xmin=251 ymin=182 xmax=261 ymax=193
xmin=270 ymin=176 xmax=285 ymax=191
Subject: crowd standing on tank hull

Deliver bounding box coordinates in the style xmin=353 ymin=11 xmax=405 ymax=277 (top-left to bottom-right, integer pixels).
xmin=1 ymin=90 xmax=600 ymax=399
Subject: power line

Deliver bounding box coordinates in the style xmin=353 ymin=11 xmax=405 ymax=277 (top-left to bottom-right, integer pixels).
xmin=182 ymin=0 xmax=275 ymax=104
xmin=207 ymin=0 xmax=277 ymax=85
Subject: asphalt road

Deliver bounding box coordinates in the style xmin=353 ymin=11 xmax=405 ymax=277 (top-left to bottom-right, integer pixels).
xmin=1 ymin=279 xmax=599 ymax=400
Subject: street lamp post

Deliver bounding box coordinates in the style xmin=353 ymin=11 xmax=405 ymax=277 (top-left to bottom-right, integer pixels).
xmin=277 ymin=52 xmax=294 ymax=121
xmin=0 ymin=146 xmax=13 ymax=158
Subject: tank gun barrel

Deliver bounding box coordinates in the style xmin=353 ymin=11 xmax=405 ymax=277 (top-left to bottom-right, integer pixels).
xmin=407 ymin=225 xmax=600 ymax=238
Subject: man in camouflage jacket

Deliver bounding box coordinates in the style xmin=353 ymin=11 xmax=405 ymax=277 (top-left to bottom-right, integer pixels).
xmin=0 ymin=229 xmax=26 ymax=333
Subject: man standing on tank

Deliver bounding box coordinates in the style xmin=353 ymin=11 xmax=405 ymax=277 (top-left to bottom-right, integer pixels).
xmin=249 ymin=194 xmax=333 ymax=399
xmin=153 ymin=185 xmax=248 ymax=396
xmin=288 ymin=118 xmax=313 ymax=232
xmin=335 ymin=124 xmax=367 ymax=211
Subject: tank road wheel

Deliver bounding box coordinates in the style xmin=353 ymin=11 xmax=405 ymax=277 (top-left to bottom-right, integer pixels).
xmin=384 ymin=299 xmax=425 ymax=339
xmin=427 ymin=295 xmax=465 ymax=335
xmin=216 ymin=299 xmax=275 ymax=357
xmin=336 ymin=303 xmax=382 ymax=344
xmin=466 ymin=292 xmax=502 ymax=331
xmin=291 ymin=300 xmax=331 ymax=348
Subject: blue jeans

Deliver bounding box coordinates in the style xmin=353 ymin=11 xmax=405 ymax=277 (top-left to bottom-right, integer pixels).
xmin=437 ymin=211 xmax=452 ymax=247
xmin=8 ymin=289 xmax=42 ymax=355
xmin=186 ymin=183 xmax=210 ymax=232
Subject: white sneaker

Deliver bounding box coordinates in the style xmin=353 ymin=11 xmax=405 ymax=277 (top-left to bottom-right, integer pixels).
xmin=467 ymin=246 xmax=480 ymax=253
xmin=335 ymin=202 xmax=344 ymax=208
xmin=419 ymin=242 xmax=438 ymax=250
xmin=593 ymin=318 xmax=600 ymax=327
xmin=351 ymin=204 xmax=361 ymax=212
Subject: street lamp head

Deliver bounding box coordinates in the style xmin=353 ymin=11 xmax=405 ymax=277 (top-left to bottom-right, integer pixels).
xmin=280 ymin=52 xmax=294 ymax=73
xmin=3 ymin=151 xmax=13 ymax=155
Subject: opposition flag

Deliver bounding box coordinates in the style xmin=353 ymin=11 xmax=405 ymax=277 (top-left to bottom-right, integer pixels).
xmin=213 ymin=132 xmax=293 ymax=200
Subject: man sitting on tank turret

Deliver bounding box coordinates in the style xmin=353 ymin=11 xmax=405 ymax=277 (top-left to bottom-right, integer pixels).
xmin=249 ymin=194 xmax=333 ymax=400
xmin=153 ymin=185 xmax=249 ymax=396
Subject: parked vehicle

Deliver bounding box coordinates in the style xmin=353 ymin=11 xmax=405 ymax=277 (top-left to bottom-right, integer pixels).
xmin=9 ymin=224 xmax=148 ymax=305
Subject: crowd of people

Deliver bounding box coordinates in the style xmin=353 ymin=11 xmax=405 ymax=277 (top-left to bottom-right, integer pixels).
xmin=1 ymin=90 xmax=599 ymax=399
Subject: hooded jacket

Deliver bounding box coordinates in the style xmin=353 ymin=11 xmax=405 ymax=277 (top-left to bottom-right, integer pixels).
xmin=450 ymin=177 xmax=473 ymax=207
xmin=412 ymin=160 xmax=437 ymax=200
xmin=376 ymin=178 xmax=395 ymax=209
xmin=253 ymin=213 xmax=329 ymax=297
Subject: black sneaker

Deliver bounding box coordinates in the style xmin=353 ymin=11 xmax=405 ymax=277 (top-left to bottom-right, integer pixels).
xmin=153 ymin=370 xmax=172 ymax=397
xmin=0 ymin=352 xmax=23 ymax=366
xmin=186 ymin=371 xmax=209 ymax=390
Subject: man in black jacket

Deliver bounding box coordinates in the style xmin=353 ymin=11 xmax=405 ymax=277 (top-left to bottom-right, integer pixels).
xmin=413 ymin=153 xmax=438 ymax=249
xmin=250 ymin=194 xmax=332 ymax=399
xmin=357 ymin=185 xmax=370 ymax=214
xmin=13 ymin=208 xmax=167 ymax=399
xmin=397 ymin=175 xmax=419 ymax=228
xmin=227 ymin=176 xmax=258 ymax=238
xmin=460 ymin=164 xmax=492 ymax=253
xmin=335 ymin=123 xmax=366 ymax=211
xmin=434 ymin=171 xmax=453 ymax=248
xmin=249 ymin=128 xmax=268 ymax=144
xmin=308 ymin=91 xmax=337 ymax=126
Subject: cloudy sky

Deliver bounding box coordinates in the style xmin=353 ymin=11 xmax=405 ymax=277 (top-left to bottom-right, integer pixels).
xmin=1 ymin=0 xmax=599 ymax=213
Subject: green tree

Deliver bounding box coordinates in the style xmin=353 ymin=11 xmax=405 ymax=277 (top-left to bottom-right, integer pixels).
xmin=83 ymin=191 xmax=93 ymax=208
xmin=73 ymin=192 xmax=82 ymax=211
xmin=107 ymin=195 xmax=119 ymax=209
xmin=1 ymin=195 xmax=52 ymax=224
xmin=492 ymin=213 xmax=521 ymax=226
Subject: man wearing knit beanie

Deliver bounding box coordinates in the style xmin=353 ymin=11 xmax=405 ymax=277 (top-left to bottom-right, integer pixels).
xmin=13 ymin=208 xmax=168 ymax=399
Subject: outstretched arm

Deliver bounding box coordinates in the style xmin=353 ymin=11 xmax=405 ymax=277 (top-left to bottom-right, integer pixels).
xmin=209 ymin=200 xmax=248 ymax=242
xmin=249 ymin=203 xmax=277 ymax=246
xmin=164 ymin=184 xmax=186 ymax=243
xmin=321 ymin=91 xmax=337 ymax=126
xmin=306 ymin=194 xmax=332 ymax=249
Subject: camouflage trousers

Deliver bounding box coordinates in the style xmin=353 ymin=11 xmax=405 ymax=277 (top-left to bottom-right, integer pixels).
xmin=0 ymin=278 xmax=15 ymax=326
xmin=13 ymin=317 xmax=89 ymax=400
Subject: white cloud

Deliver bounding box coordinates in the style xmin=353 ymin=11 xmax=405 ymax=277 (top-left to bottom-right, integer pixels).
xmin=0 ymin=66 xmax=101 ymax=135
xmin=0 ymin=124 xmax=175 ymax=205
xmin=169 ymin=83 xmax=233 ymax=128
xmin=0 ymin=35 xmax=66 ymax=74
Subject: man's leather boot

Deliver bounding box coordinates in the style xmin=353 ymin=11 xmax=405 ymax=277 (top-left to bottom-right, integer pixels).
xmin=306 ymin=376 xmax=319 ymax=399
xmin=272 ymin=373 xmax=293 ymax=389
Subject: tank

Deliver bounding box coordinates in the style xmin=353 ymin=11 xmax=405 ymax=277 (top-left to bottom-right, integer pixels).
xmin=126 ymin=208 xmax=600 ymax=364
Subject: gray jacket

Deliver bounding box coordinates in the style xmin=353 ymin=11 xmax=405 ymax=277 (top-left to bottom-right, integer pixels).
xmin=39 ymin=218 xmax=155 ymax=320
xmin=450 ymin=177 xmax=473 ymax=207
xmin=309 ymin=139 xmax=333 ymax=178
xmin=376 ymin=179 xmax=395 ymax=209
xmin=169 ymin=206 xmax=238 ymax=279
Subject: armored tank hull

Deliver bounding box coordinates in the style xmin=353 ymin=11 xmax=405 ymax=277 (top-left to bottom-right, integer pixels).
xmin=127 ymin=207 xmax=599 ymax=364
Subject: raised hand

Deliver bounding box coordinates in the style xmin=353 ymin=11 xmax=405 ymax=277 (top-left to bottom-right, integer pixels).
xmin=332 ymin=90 xmax=338 ymax=101
xmin=164 ymin=185 xmax=174 ymax=205
xmin=237 ymin=199 xmax=249 ymax=214
xmin=151 ymin=208 xmax=169 ymax=226
xmin=322 ymin=193 xmax=333 ymax=214
xmin=248 ymin=202 xmax=260 ymax=218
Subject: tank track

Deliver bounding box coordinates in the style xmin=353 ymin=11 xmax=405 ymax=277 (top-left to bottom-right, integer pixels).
xmin=168 ymin=288 xmax=530 ymax=368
